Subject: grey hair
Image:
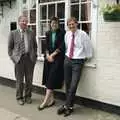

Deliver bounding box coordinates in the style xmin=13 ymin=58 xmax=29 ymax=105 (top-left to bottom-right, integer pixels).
xmin=18 ymin=15 xmax=28 ymax=22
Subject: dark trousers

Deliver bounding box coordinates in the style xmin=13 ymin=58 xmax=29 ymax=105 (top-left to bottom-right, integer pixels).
xmin=64 ymin=56 xmax=84 ymax=107
xmin=15 ymin=54 xmax=35 ymax=100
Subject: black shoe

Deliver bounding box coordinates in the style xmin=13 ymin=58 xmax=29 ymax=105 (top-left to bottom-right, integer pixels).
xmin=25 ymin=98 xmax=32 ymax=104
xmin=17 ymin=99 xmax=24 ymax=105
xmin=57 ymin=105 xmax=66 ymax=115
xmin=64 ymin=108 xmax=73 ymax=117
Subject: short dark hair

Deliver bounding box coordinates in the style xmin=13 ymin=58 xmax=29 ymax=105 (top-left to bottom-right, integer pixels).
xmin=50 ymin=16 xmax=59 ymax=24
xmin=67 ymin=17 xmax=78 ymax=25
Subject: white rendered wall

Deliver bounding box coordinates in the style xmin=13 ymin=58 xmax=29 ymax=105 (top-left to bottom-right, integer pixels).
xmin=0 ymin=1 xmax=19 ymax=79
xmin=77 ymin=0 xmax=120 ymax=106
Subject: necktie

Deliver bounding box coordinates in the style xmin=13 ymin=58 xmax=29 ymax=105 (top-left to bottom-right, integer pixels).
xmin=69 ymin=33 xmax=75 ymax=59
xmin=20 ymin=30 xmax=25 ymax=55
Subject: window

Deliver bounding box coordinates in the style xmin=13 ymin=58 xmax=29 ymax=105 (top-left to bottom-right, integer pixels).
xmin=39 ymin=1 xmax=65 ymax=37
xmin=38 ymin=1 xmax=65 ymax=55
xmin=69 ymin=0 xmax=97 ymax=67
xmin=70 ymin=0 xmax=92 ymax=34
xmin=36 ymin=0 xmax=97 ymax=67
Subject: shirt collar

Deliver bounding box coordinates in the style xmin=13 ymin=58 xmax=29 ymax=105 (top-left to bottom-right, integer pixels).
xmin=70 ymin=29 xmax=78 ymax=36
xmin=19 ymin=28 xmax=27 ymax=33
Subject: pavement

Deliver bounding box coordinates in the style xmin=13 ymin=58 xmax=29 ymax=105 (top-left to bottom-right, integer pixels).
xmin=0 ymin=85 xmax=120 ymax=120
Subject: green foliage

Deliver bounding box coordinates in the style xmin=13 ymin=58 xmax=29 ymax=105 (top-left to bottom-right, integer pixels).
xmin=102 ymin=4 xmax=120 ymax=14
xmin=102 ymin=4 xmax=120 ymax=21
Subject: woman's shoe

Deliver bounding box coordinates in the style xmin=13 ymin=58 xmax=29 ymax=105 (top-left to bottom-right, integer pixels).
xmin=37 ymin=104 xmax=47 ymax=111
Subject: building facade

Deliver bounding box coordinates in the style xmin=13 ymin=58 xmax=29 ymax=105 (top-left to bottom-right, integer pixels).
xmin=0 ymin=0 xmax=120 ymax=111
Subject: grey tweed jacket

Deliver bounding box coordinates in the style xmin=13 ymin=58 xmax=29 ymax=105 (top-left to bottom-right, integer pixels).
xmin=8 ymin=29 xmax=37 ymax=64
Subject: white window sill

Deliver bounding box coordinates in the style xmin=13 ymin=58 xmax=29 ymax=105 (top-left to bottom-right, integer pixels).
xmin=37 ymin=56 xmax=44 ymax=62
xmin=84 ymin=62 xmax=96 ymax=68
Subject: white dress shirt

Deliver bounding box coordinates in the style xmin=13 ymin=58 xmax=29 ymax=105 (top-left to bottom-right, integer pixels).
xmin=65 ymin=29 xmax=93 ymax=59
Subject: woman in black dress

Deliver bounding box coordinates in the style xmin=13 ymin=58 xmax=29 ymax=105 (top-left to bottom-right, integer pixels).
xmin=38 ymin=17 xmax=65 ymax=110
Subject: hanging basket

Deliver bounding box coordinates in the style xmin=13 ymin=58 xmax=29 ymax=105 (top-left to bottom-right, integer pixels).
xmin=103 ymin=12 xmax=120 ymax=22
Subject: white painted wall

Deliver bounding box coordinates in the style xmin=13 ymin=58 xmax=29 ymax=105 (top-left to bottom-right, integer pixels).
xmin=77 ymin=0 xmax=120 ymax=106
xmin=0 ymin=0 xmax=120 ymax=107
xmin=0 ymin=1 xmax=19 ymax=79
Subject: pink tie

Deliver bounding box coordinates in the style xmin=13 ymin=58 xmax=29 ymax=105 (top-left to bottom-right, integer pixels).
xmin=69 ymin=33 xmax=75 ymax=59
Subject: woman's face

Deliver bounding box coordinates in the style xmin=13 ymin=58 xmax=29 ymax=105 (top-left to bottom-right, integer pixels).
xmin=50 ymin=20 xmax=59 ymax=31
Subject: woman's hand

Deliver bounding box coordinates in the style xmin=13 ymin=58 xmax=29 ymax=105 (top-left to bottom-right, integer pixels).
xmin=47 ymin=54 xmax=54 ymax=62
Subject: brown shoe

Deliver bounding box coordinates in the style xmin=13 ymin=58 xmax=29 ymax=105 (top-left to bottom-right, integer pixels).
xmin=25 ymin=98 xmax=32 ymax=104
xmin=17 ymin=99 xmax=24 ymax=106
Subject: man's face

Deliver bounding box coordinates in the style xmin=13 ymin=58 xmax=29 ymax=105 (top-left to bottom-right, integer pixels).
xmin=67 ymin=20 xmax=78 ymax=32
xmin=19 ymin=16 xmax=28 ymax=30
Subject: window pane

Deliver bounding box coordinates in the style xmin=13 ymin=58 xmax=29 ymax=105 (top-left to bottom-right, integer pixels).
xmin=81 ymin=0 xmax=92 ymax=2
xmin=70 ymin=0 xmax=79 ymax=3
xmin=38 ymin=37 xmax=46 ymax=54
xmin=30 ymin=0 xmax=36 ymax=8
xmin=57 ymin=3 xmax=65 ymax=19
xmin=30 ymin=9 xmax=36 ymax=23
xmin=59 ymin=19 xmax=65 ymax=30
xmin=71 ymin=5 xmax=79 ymax=21
xmin=28 ymin=25 xmax=36 ymax=35
xmin=82 ymin=23 xmax=91 ymax=33
xmin=39 ymin=21 xmax=48 ymax=36
xmin=41 ymin=38 xmax=46 ymax=54
xmin=48 ymin=4 xmax=55 ymax=19
xmin=39 ymin=0 xmax=63 ymax=3
xmin=40 ymin=5 xmax=47 ymax=19
xmin=81 ymin=3 xmax=91 ymax=21
xmin=78 ymin=23 xmax=91 ymax=33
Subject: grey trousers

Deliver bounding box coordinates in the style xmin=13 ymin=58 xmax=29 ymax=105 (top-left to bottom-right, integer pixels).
xmin=64 ymin=56 xmax=84 ymax=107
xmin=15 ymin=54 xmax=35 ymax=100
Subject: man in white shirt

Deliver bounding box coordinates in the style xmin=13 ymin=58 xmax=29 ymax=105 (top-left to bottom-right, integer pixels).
xmin=57 ymin=17 xmax=93 ymax=117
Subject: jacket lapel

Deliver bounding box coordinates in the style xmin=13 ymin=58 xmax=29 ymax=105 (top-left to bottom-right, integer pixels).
xmin=16 ymin=30 xmax=21 ymax=42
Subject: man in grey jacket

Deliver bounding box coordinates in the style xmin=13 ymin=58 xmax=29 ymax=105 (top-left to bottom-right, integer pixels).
xmin=8 ymin=15 xmax=37 ymax=105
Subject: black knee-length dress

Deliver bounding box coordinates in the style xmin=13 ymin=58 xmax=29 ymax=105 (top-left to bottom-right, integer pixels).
xmin=42 ymin=29 xmax=65 ymax=89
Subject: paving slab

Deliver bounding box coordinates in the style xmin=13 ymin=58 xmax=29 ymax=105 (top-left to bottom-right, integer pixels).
xmin=0 ymin=108 xmax=29 ymax=120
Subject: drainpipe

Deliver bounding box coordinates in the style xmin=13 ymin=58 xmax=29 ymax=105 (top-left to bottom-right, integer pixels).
xmin=116 ymin=0 xmax=119 ymax=4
